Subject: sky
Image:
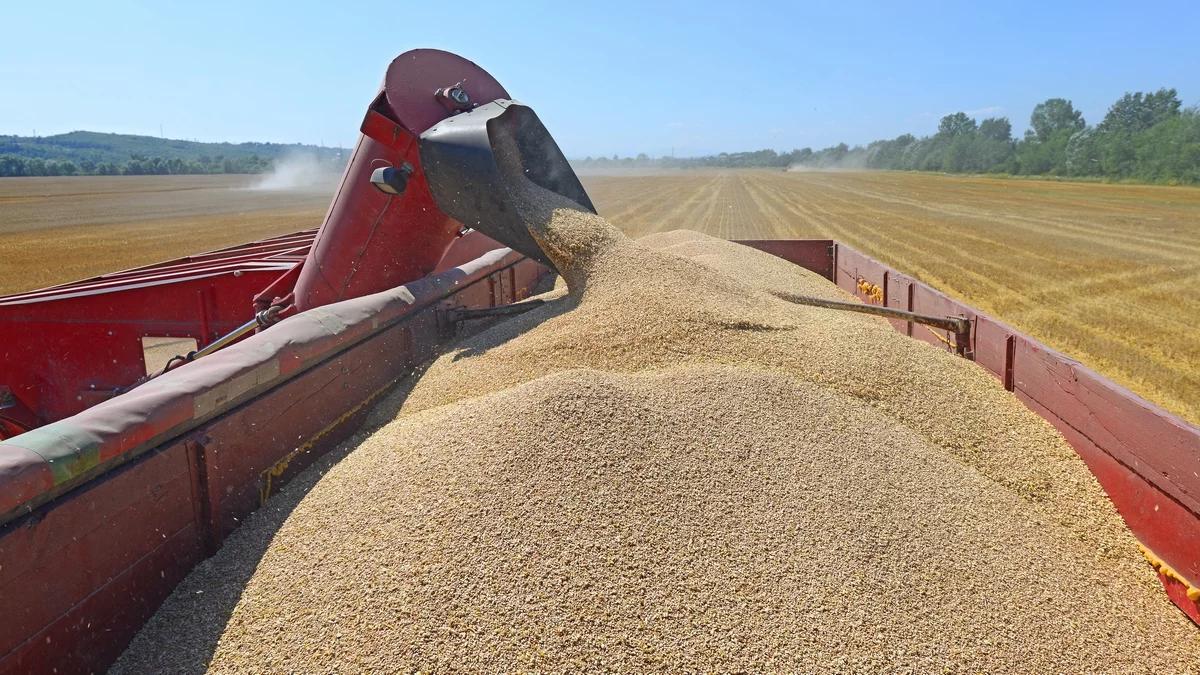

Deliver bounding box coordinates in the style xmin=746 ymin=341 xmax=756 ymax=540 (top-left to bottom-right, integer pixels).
xmin=1 ymin=1 xmax=1198 ymax=158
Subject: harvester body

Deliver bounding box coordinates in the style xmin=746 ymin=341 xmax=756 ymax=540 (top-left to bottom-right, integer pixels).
xmin=283 ymin=49 xmax=512 ymax=313
xmin=0 ymin=49 xmax=577 ymax=438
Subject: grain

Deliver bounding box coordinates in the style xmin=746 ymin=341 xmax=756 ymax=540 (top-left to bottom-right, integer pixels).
xmin=583 ymin=170 xmax=1200 ymax=425
xmin=114 ymin=188 xmax=1200 ymax=672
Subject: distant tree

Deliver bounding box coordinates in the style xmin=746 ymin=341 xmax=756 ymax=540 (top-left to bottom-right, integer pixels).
xmin=978 ymin=117 xmax=1013 ymax=142
xmin=791 ymin=147 xmax=814 ymax=165
xmin=1099 ymin=88 xmax=1182 ymax=134
xmin=0 ymin=156 xmax=27 ymax=176
xmin=1029 ymin=98 xmax=1086 ymax=142
xmin=938 ymin=113 xmax=978 ymax=137
xmin=1065 ymin=128 xmax=1102 ymax=176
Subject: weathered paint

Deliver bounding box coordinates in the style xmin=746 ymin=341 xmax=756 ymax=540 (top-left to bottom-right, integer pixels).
xmin=744 ymin=239 xmax=1200 ymax=626
xmin=1 ymin=237 xmax=1197 ymax=675
xmin=0 ymin=235 xmax=546 ymax=675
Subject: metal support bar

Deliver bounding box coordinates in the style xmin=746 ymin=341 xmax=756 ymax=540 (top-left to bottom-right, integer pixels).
xmin=189 ymin=306 xmax=281 ymax=361
xmin=774 ymin=291 xmax=973 ymax=358
xmin=119 ymin=307 xmax=281 ymax=396
xmin=190 ymin=317 xmax=260 ymax=360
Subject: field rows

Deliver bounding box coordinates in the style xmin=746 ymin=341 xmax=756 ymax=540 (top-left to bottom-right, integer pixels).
xmin=0 ymin=171 xmax=1196 ymax=424
xmin=0 ymin=175 xmax=330 ymax=294
xmin=583 ymin=171 xmax=1200 ymax=424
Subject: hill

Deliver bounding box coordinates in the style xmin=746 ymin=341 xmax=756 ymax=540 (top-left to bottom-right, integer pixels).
xmin=0 ymin=131 xmax=347 ymax=176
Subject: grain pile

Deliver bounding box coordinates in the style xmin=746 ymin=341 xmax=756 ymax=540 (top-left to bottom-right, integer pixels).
xmin=114 ymin=189 xmax=1200 ymax=672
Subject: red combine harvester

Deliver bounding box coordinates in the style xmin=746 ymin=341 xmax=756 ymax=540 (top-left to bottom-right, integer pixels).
xmin=1 ymin=49 xmax=1198 ymax=674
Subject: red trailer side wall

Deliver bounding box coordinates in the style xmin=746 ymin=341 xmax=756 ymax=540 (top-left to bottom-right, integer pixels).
xmin=2 ymin=237 xmax=1198 ymax=675
xmin=742 ymin=239 xmax=1200 ymax=625
xmin=0 ymin=236 xmax=546 ymax=675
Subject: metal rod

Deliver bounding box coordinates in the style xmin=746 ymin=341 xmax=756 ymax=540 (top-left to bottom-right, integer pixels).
xmin=191 ymin=317 xmax=260 ymax=359
xmin=773 ymin=291 xmax=972 ymax=356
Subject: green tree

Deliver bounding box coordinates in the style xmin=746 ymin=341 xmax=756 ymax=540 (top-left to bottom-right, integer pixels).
xmin=1065 ymin=128 xmax=1101 ymax=176
xmin=938 ymin=112 xmax=977 ymax=137
xmin=1029 ymin=99 xmax=1085 ymax=142
xmin=1100 ymin=88 xmax=1182 ymax=133
xmin=978 ymin=117 xmax=1012 ymax=142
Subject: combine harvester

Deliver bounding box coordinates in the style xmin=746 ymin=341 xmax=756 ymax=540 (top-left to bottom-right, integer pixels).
xmin=1 ymin=49 xmax=1198 ymax=673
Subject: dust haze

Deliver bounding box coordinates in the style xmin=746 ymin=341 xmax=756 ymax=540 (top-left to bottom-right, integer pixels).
xmin=786 ymin=157 xmax=869 ymax=172
xmin=251 ymin=152 xmax=343 ymax=192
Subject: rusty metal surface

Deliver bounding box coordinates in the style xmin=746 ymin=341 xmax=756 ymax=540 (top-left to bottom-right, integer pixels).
xmin=0 ymin=230 xmax=318 ymax=435
xmin=3 ymin=233 xmax=1199 ymax=675
xmin=736 ymin=239 xmax=835 ymax=281
xmin=757 ymin=238 xmax=1200 ymax=625
xmin=773 ymin=291 xmax=971 ymax=354
xmin=0 ymin=242 xmax=547 ymax=674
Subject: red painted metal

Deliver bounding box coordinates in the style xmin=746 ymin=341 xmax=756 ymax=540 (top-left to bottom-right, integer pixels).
xmin=0 ymin=447 xmax=201 ymax=674
xmin=287 ymin=49 xmax=510 ymax=312
xmin=1 ymin=230 xmax=1197 ymax=675
xmin=734 ymin=239 xmax=835 ymax=281
xmin=744 ymin=239 xmax=1200 ymax=626
xmin=0 ymin=230 xmax=317 ymax=436
xmin=0 ymin=237 xmax=545 ymax=675
xmin=0 ymin=50 xmax=516 ymax=439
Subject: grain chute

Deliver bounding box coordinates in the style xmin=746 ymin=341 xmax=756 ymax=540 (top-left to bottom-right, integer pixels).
xmin=0 ymin=48 xmax=589 ymax=439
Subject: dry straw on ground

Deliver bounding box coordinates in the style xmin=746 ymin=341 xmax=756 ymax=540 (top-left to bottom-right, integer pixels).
xmin=114 ymin=189 xmax=1200 ymax=672
xmin=3 ymin=171 xmax=1195 ymax=423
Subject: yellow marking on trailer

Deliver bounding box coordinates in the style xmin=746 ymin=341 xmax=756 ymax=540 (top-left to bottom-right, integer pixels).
xmin=1139 ymin=543 xmax=1200 ymax=602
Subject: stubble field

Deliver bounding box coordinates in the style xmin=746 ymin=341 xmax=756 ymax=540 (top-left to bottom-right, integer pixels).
xmin=0 ymin=175 xmax=330 ymax=293
xmin=0 ymin=171 xmax=1196 ymax=423
xmin=585 ymin=171 xmax=1200 ymax=424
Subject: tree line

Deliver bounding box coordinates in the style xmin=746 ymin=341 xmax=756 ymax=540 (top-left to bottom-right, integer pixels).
xmin=576 ymin=88 xmax=1200 ymax=185
xmin=0 ymin=153 xmax=273 ymax=177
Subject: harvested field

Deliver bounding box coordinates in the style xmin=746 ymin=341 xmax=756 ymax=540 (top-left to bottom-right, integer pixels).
xmin=0 ymin=175 xmax=329 ymax=294
xmin=582 ymin=170 xmax=1200 ymax=424
xmin=0 ymin=170 xmax=1196 ymax=423
xmin=115 ymin=195 xmax=1200 ymax=672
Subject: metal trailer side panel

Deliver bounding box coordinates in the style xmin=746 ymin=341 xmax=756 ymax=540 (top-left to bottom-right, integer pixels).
xmin=0 ymin=243 xmax=548 ymax=675
xmin=745 ymin=238 xmax=1200 ymax=625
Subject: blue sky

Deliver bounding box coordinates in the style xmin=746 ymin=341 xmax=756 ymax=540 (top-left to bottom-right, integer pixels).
xmin=1 ymin=1 xmax=1197 ymax=157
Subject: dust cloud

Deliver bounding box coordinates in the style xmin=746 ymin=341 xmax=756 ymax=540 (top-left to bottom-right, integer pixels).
xmin=251 ymin=152 xmax=342 ymax=192
xmin=786 ymin=158 xmax=868 ymax=172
